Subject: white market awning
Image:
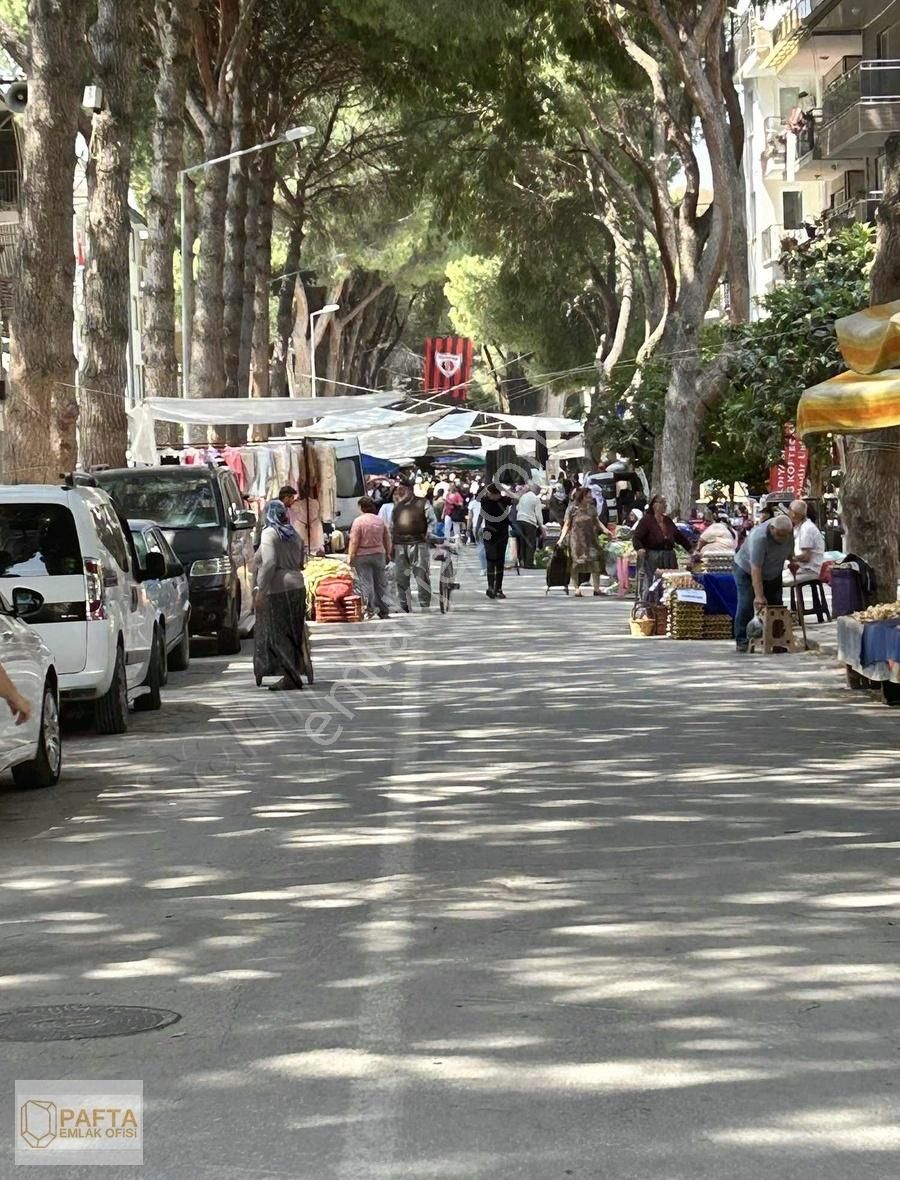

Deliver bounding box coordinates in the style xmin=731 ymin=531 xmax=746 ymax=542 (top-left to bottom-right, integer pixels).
xmin=481 ymin=411 xmax=584 ymax=433
xmin=140 ymin=393 xmax=398 ymax=425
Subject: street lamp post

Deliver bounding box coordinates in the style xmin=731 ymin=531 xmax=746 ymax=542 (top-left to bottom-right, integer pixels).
xmin=179 ymin=125 xmax=315 ymax=394
xmin=308 ymin=303 xmax=340 ymax=398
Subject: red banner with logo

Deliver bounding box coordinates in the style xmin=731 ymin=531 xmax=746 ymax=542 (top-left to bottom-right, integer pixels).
xmin=424 ymin=337 xmax=474 ymax=402
xmin=769 ymin=423 xmax=809 ymax=494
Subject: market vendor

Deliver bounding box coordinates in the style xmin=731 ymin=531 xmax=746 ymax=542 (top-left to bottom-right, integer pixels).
xmin=785 ymin=499 xmax=825 ymax=585
xmin=695 ymin=511 xmax=737 ymax=558
xmin=632 ymin=495 xmax=693 ymax=588
xmin=733 ymin=515 xmax=795 ymax=653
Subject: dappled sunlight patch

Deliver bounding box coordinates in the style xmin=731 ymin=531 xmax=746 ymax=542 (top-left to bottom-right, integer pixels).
xmin=711 ymin=1104 xmax=900 ymax=1150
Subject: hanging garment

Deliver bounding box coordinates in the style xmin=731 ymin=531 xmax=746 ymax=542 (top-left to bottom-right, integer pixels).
xmin=223 ymin=447 xmax=247 ymax=493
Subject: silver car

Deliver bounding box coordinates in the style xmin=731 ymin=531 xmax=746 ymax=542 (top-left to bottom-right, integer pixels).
xmin=0 ymin=588 xmax=61 ymax=788
xmin=129 ymin=521 xmax=191 ymax=679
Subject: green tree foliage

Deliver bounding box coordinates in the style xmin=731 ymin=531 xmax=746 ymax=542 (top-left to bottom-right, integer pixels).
xmin=722 ymin=224 xmax=873 ymax=470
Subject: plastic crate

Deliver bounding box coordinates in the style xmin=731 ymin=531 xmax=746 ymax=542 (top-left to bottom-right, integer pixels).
xmin=315 ymin=594 xmax=363 ymax=623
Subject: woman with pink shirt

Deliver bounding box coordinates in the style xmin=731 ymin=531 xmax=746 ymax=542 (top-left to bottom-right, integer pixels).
xmin=443 ymin=487 xmax=466 ymax=542
xmin=348 ymin=497 xmax=393 ymax=619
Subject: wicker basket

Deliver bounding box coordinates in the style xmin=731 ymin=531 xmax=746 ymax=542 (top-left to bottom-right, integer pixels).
xmin=630 ymin=604 xmax=656 ymax=637
xmin=315 ymin=594 xmax=363 ymax=623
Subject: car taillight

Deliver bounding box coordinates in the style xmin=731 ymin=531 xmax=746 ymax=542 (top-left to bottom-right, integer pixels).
xmin=84 ymin=558 xmax=106 ymax=620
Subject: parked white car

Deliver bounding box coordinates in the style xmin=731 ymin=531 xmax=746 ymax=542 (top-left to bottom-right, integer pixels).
xmin=0 ymin=484 xmax=163 ymax=734
xmin=0 ymin=588 xmax=61 ymax=788
xmin=129 ymin=520 xmax=191 ymax=678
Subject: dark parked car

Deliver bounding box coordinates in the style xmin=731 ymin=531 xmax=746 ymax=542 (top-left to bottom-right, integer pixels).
xmin=96 ymin=467 xmax=256 ymax=655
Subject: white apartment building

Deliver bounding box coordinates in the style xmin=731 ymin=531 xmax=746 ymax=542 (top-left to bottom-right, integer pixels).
xmin=733 ymin=1 xmax=871 ymax=313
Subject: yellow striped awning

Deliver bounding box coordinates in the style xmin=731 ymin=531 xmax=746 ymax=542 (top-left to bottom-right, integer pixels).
xmin=836 ymin=300 xmax=900 ymax=374
xmin=797 ymin=368 xmax=900 ymax=435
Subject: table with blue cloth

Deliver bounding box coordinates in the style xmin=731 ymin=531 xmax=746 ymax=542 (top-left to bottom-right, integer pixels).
xmin=694 ymin=571 xmax=738 ymax=618
xmin=837 ymin=616 xmax=900 ymax=683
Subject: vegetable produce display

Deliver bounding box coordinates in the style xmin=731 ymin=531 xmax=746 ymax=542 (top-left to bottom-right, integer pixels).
xmin=852 ymin=602 xmax=900 ymax=623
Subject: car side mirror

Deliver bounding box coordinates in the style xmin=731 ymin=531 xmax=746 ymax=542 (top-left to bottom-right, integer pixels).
xmin=144 ymin=552 xmax=166 ymax=581
xmin=232 ymin=509 xmax=256 ymax=531
xmin=12 ymin=587 xmax=44 ymax=618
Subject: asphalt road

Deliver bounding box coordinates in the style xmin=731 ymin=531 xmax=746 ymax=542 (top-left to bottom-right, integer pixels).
xmin=1 ymin=555 xmax=899 ymax=1179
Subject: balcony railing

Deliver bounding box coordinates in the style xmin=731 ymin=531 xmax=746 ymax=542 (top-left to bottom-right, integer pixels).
xmin=824 ymin=190 xmax=882 ymax=228
xmin=0 ymin=170 xmax=19 ymax=206
xmin=732 ymin=8 xmax=773 ymax=67
xmin=774 ymin=0 xmax=822 ymax=46
xmin=824 ymin=55 xmax=862 ymax=90
xmin=823 ymin=60 xmax=900 ymax=124
xmin=796 ymin=116 xmax=817 ymax=158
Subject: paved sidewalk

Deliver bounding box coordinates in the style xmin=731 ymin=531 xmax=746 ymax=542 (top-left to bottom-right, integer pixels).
xmin=0 ymin=558 xmax=897 ymax=1178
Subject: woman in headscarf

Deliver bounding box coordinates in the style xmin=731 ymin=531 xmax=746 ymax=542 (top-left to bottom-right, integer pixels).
xmin=252 ymin=500 xmax=309 ymax=691
xmin=631 ymin=494 xmax=693 ymax=590
xmin=559 ymin=486 xmax=612 ymax=597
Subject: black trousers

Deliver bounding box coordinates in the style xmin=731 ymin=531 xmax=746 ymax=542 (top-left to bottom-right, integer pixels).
xmin=518 ymin=522 xmax=539 ymax=568
xmin=484 ymin=539 xmax=507 ymax=593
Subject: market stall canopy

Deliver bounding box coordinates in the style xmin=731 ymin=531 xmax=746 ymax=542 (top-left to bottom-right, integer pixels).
xmin=797 ymin=369 xmax=900 ymax=435
xmin=481 ymin=411 xmax=584 ymax=432
xmin=139 ymin=393 xmax=398 ymax=425
xmin=835 ymin=300 xmax=900 ymax=375
xmin=547 ymin=434 xmax=586 ymax=460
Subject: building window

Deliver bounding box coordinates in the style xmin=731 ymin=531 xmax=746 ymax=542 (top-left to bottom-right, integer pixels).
xmin=783 ymin=191 xmax=803 ymax=230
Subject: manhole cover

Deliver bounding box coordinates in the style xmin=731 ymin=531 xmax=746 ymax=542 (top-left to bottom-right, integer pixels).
xmin=0 ymin=1004 xmax=181 ymax=1042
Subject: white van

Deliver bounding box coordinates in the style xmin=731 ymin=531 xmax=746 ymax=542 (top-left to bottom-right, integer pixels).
xmin=0 ymin=485 xmax=162 ymax=734
xmin=331 ymin=439 xmax=366 ymax=529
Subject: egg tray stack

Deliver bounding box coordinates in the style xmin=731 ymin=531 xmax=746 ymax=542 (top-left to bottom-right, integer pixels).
xmin=668 ymin=600 xmax=705 ymax=640
xmin=703 ymin=614 xmax=734 ymax=640
xmin=695 ymin=555 xmax=735 ymax=573
xmin=660 ymin=571 xmax=706 ymax=640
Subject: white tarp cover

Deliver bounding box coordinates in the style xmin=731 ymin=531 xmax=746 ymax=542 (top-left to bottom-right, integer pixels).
xmin=140 ymin=393 xmax=397 ymax=425
xmin=548 ymin=434 xmax=586 ymax=459
xmin=352 ymin=411 xmax=453 ymax=460
xmin=481 ymin=411 xmax=584 ymax=433
xmin=427 ymin=411 xmax=478 ymax=440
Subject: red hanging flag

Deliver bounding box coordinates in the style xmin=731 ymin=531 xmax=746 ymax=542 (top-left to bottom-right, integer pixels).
xmin=769 ymin=423 xmax=809 ymax=494
xmin=424 ymin=337 xmax=474 ymax=402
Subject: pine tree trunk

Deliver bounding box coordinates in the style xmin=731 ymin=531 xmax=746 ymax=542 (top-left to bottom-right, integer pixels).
xmin=4 ymin=0 xmax=88 ymax=483
xmin=841 ymin=132 xmax=900 ymax=602
xmin=248 ymin=155 xmax=275 ymax=441
xmin=222 ymin=72 xmax=251 ymax=446
xmin=290 ymin=278 xmax=311 ymax=396
xmin=190 ymin=120 xmax=229 ymax=423
xmin=78 ymin=0 xmax=138 ymax=469
xmin=143 ymin=0 xmax=194 ymax=449
xmin=270 ymin=220 xmax=303 ymax=398
xmin=237 ymin=164 xmax=258 ymax=399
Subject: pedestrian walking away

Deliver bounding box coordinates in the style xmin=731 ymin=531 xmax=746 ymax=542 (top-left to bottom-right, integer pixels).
xmin=252 ymin=500 xmax=309 ymax=691
xmin=443 ymin=485 xmax=466 ymax=543
xmin=480 ymin=483 xmax=514 ymax=599
xmin=391 ymin=479 xmax=435 ymax=611
xmin=348 ymin=496 xmax=393 ymax=619
xmin=514 ymin=482 xmax=544 ymax=568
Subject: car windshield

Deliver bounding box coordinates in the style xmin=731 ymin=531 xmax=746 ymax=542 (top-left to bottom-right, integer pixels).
xmin=0 ymin=504 xmax=82 ymax=577
xmin=98 ymin=473 xmax=220 ymax=529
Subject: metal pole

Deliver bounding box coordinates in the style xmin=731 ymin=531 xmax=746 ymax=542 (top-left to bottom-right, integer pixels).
xmin=180 ymin=174 xmax=191 ymax=396
xmin=309 ymin=310 xmax=317 ymax=398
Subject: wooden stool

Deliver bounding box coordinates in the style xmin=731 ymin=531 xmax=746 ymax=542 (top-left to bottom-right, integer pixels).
xmin=748 ymin=605 xmax=803 ymax=654
xmin=790 ymin=579 xmax=831 ymax=624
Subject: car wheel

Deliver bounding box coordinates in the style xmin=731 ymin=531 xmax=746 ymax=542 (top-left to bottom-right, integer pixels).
xmin=167 ymin=618 xmax=191 ymax=672
xmin=12 ymin=680 xmax=62 ymax=789
xmin=95 ymin=645 xmax=128 ymax=735
xmin=135 ymin=628 xmax=163 ymax=712
xmin=158 ymin=625 xmax=169 ymax=687
xmin=217 ymin=597 xmax=241 ymax=656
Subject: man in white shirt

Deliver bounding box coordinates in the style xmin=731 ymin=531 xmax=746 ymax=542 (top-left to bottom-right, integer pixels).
xmin=514 ymin=482 xmax=543 ymax=568
xmin=583 ymin=469 xmax=609 ymax=522
xmin=786 ymin=499 xmax=825 ymax=584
